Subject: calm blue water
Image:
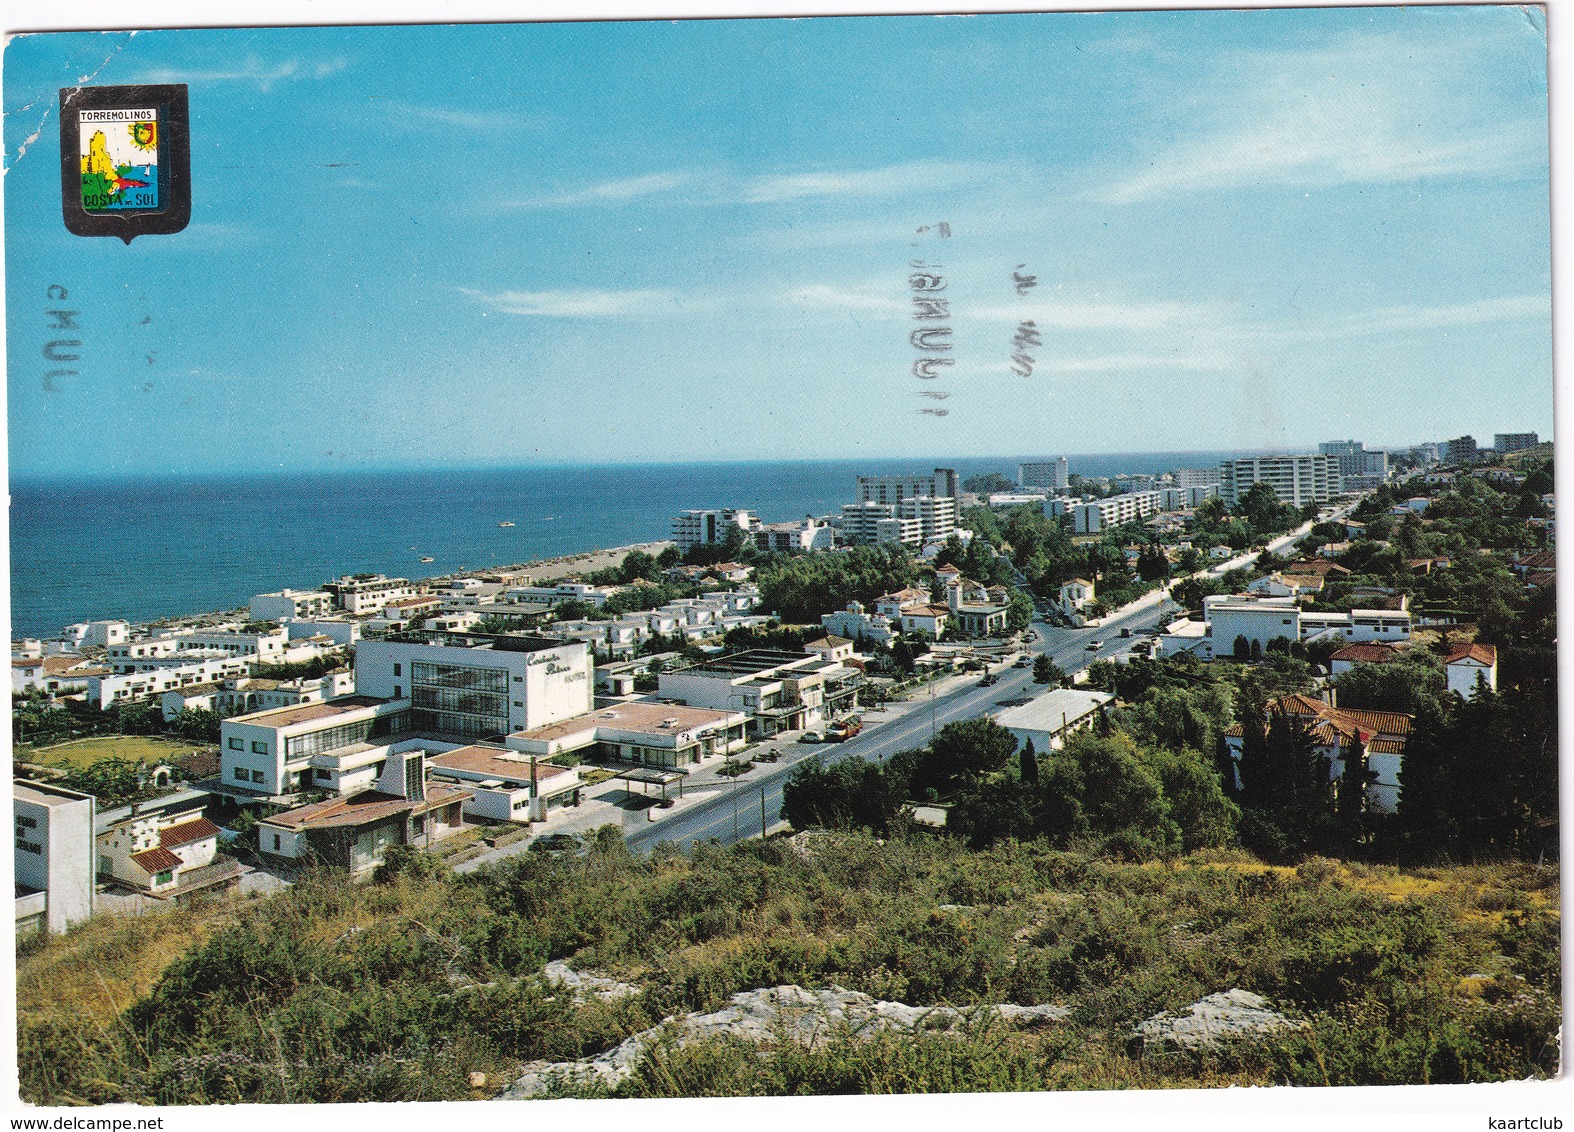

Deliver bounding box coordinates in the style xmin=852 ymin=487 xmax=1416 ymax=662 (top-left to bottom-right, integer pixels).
xmin=9 ymin=452 xmax=1240 ymax=638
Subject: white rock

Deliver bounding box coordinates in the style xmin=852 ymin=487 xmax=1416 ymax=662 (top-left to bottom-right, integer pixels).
xmin=1132 ymin=989 xmax=1306 ymax=1052
xmin=498 ymin=984 xmax=1071 ymax=1099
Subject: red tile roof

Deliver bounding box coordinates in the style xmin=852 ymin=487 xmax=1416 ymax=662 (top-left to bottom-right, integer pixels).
xmin=159 ymin=817 xmax=220 ymax=849
xmin=1330 ymin=643 xmax=1407 ymax=665
xmin=129 ymin=847 xmax=183 ymax=874
xmin=1446 ymin=643 xmax=1497 ymax=666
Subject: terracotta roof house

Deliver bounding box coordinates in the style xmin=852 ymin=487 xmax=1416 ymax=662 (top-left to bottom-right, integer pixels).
xmin=1224 ymin=693 xmax=1413 ymax=814
xmin=1445 ymin=643 xmax=1498 ymax=699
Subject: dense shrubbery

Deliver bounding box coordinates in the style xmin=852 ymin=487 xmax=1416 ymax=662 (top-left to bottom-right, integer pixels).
xmin=18 ymin=833 xmax=1558 ymax=1103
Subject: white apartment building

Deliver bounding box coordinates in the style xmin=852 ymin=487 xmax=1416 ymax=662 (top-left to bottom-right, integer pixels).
xmin=1172 ymin=467 xmax=1223 ymax=489
xmin=856 ymin=467 xmax=959 ymax=505
xmin=96 ymin=805 xmax=229 ymax=898
xmin=1494 ymin=432 xmax=1539 ymax=454
xmin=1319 ymin=440 xmax=1388 ymax=490
xmin=160 ymin=670 xmax=356 ymax=722
xmin=221 ymin=695 xmax=416 ymax=797
xmin=250 ymin=588 xmax=336 ymax=621
xmin=754 ymin=517 xmax=835 ymax=553
xmin=1219 ymin=454 xmax=1341 ymax=508
xmin=87 ymin=655 xmax=253 ymax=709
xmin=14 ymin=780 xmax=95 ymax=937
xmin=507 ymin=699 xmax=749 ymax=771
xmin=671 ymin=508 xmax=759 ymax=551
xmin=58 ymin=620 xmax=130 ymax=650
xmin=507 ymin=581 xmax=618 ymax=607
xmin=658 ymin=649 xmax=861 ymax=737
xmin=322 ymin=574 xmax=420 ymax=614
xmin=1071 ymin=490 xmax=1164 ymax=534
xmin=1017 ymin=459 xmax=1069 ymax=492
xmin=1197 ymin=593 xmax=1411 ymax=659
xmin=356 ymin=633 xmax=594 ymax=741
xmin=840 ymin=495 xmax=956 ymax=547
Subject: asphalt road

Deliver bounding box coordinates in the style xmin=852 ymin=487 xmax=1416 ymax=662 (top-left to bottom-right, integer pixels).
xmin=622 ymin=593 xmax=1181 ymax=855
xmin=547 ymin=503 xmax=1351 ymax=858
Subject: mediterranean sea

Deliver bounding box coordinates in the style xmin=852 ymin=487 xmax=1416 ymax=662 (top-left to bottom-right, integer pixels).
xmin=9 ymin=452 xmax=1243 ymax=639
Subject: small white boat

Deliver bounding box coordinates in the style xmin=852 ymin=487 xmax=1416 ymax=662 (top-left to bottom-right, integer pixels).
xmin=419 ymin=556 xmax=434 ymax=563
xmin=498 ymin=521 xmax=515 ymax=527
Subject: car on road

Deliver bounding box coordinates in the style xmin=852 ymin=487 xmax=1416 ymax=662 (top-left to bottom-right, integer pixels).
xmin=1014 ymin=656 xmax=1032 ymax=668
xmin=979 ymin=673 xmax=998 ymax=687
xmin=798 ymin=730 xmax=823 ymax=743
xmin=1086 ymin=640 xmax=1104 ymax=651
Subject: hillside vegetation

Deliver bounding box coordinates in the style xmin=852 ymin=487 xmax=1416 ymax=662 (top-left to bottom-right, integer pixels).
xmin=18 ymin=832 xmax=1559 ymax=1105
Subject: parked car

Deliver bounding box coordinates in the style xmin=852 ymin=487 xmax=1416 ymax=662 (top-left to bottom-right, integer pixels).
xmin=1120 ymin=627 xmax=1131 ymax=638
xmin=1086 ymin=640 xmax=1104 ymax=651
xmin=1014 ymin=656 xmax=1032 ymax=668
xmin=980 ymin=673 xmax=999 ymax=687
xmin=799 ymin=730 xmax=823 ymax=743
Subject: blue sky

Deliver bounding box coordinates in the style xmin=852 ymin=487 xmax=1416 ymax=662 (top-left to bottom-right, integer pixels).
xmin=3 ymin=7 xmax=1553 ymax=477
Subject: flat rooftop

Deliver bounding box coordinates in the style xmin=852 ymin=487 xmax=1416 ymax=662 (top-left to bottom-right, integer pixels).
xmin=679 ymin=650 xmax=838 ymax=679
xmin=428 ymin=744 xmax=574 ymax=782
xmin=232 ymin=695 xmax=397 ymax=728
xmin=14 ymin=780 xmax=94 ymax=808
xmin=513 ymin=700 xmax=741 ymax=743
xmin=993 ymin=689 xmax=1115 ymax=732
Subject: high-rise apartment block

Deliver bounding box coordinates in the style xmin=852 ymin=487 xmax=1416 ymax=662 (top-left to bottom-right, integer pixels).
xmin=1017 ymin=459 xmax=1069 ymax=492
xmin=843 ymin=468 xmax=959 ymax=547
xmin=1494 ymin=433 xmax=1539 ymax=454
xmin=1318 ymin=440 xmax=1388 ymax=490
xmin=1219 ymin=454 xmax=1341 ymax=508
xmin=671 ymin=509 xmax=759 ymax=552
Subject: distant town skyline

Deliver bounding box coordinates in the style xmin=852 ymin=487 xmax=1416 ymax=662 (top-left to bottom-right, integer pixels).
xmin=4 ymin=8 xmax=1553 ymax=477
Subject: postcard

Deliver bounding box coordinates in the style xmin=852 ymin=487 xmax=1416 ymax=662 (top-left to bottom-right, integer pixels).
xmin=3 ymin=3 xmax=1563 ymax=1127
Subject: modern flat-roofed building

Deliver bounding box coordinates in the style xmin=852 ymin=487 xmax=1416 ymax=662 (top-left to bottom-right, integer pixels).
xmin=1172 ymin=467 xmax=1223 ymax=489
xmin=1494 ymin=432 xmax=1540 ymax=454
xmin=14 ymin=780 xmax=95 ymax=936
xmin=1318 ymin=440 xmax=1389 ymax=490
xmin=672 ymin=508 xmax=759 ymax=551
xmin=1071 ymin=490 xmax=1164 ymax=534
xmin=994 ymin=689 xmax=1114 ymax=752
xmin=221 ymin=695 xmax=414 ymax=798
xmin=1442 ymin=436 xmax=1479 ymax=465
xmin=1017 ymin=459 xmax=1069 ymax=492
xmin=856 ymin=467 xmax=959 ymax=505
xmin=508 ymin=699 xmax=748 ymax=770
xmin=658 ymin=649 xmax=860 ymax=737
xmin=250 ymin=588 xmax=336 ymax=621
xmin=322 ymin=574 xmax=420 ymax=615
xmin=1219 ymin=454 xmax=1341 ymax=508
xmin=754 ymin=517 xmax=835 ymax=553
xmin=426 ymin=743 xmax=585 ymax=822
xmin=356 ymin=632 xmax=593 ymax=740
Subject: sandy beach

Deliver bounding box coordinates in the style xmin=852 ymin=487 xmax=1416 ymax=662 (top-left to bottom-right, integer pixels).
xmin=488 ymin=540 xmax=676 ymax=585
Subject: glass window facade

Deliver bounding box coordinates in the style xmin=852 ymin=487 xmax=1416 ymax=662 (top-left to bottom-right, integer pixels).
xmin=410 ymin=661 xmax=510 ymax=739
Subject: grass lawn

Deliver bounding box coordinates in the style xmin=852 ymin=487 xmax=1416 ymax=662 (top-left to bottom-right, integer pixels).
xmin=17 ymin=734 xmax=209 ymax=772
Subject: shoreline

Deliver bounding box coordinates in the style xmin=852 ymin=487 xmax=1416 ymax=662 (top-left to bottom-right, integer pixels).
xmin=79 ymin=540 xmax=678 ymax=640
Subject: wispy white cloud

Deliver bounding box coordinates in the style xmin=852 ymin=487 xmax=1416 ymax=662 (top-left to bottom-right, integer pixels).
xmin=787 ymin=285 xmax=908 ymax=315
xmin=1259 ymin=294 xmax=1549 ymax=341
xmin=743 ymin=160 xmax=998 ymax=204
xmin=496 ymin=160 xmax=1002 ymax=212
xmin=458 ymin=287 xmax=678 ymax=318
xmin=129 ymin=55 xmax=348 ymax=92
xmin=967 ymin=297 xmax=1226 ymax=331
xmin=1102 ymin=29 xmax=1545 ymax=202
xmin=1036 ymin=352 xmax=1231 ymax=374
xmin=378 ymin=100 xmax=548 ymax=133
xmin=498 ymin=171 xmax=695 ymax=210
